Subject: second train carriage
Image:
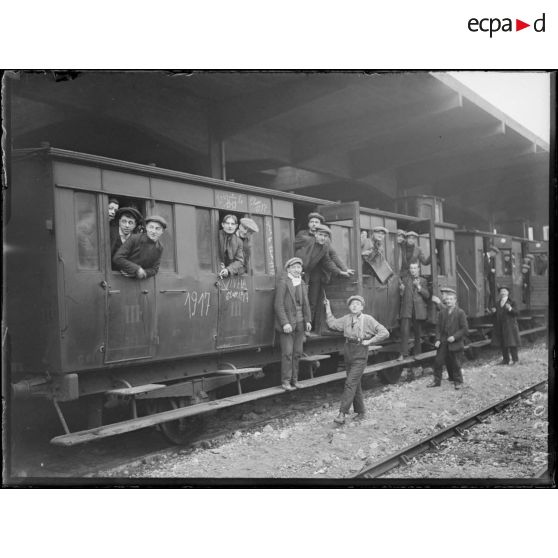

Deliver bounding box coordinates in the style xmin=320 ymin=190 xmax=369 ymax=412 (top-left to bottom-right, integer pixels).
xmin=8 ymin=147 xmax=540 ymax=446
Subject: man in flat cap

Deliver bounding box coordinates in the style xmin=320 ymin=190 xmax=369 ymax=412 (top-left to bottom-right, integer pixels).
xmin=400 ymin=230 xmax=431 ymax=278
xmin=218 ymin=214 xmax=245 ymax=279
xmin=428 ymin=288 xmax=468 ymax=390
xmin=362 ymin=225 xmax=393 ymax=284
xmin=110 ymin=206 xmax=143 ymax=262
xmin=236 ymin=217 xmax=259 ymax=274
xmin=398 ymin=261 xmax=430 ymax=379
xmin=295 ymin=223 xmax=354 ymax=330
xmin=324 ymin=294 xmax=389 ymax=424
xmin=295 ymin=211 xmax=353 ymax=276
xmin=274 ymin=257 xmax=312 ymax=391
xmin=484 ymin=244 xmax=499 ymax=310
xmin=113 ymin=215 xmax=166 ymax=279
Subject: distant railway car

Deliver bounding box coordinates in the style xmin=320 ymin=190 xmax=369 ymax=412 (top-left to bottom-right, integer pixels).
xmin=7 ymin=148 xmax=449 ymax=445
xmin=455 ymin=230 xmax=548 ymax=321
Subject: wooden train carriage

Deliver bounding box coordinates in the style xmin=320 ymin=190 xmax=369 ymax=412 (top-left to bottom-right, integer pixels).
xmin=6 ymin=147 xmax=447 ymax=444
xmin=455 ymin=230 xmax=528 ymax=319
xmin=524 ymin=239 xmax=548 ymax=312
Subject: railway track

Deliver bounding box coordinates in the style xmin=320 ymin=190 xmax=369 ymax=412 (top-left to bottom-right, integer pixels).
xmin=352 ymin=379 xmax=549 ymax=480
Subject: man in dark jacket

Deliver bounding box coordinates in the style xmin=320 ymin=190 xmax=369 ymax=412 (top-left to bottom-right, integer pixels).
xmin=400 ymin=231 xmax=431 ymax=278
xmin=113 ymin=215 xmax=166 ymax=279
xmin=218 ymin=214 xmax=245 ymax=278
xmin=110 ymin=207 xmax=143 ymax=262
xmin=399 ymin=262 xmax=430 ymax=377
xmin=294 ymin=223 xmax=353 ymax=328
xmin=235 ymin=217 xmax=259 ymax=274
xmin=428 ymin=288 xmax=468 ymax=390
xmin=491 ymin=286 xmax=521 ymax=365
xmin=484 ymin=245 xmax=499 ymax=310
xmin=274 ymin=257 xmax=312 ymax=391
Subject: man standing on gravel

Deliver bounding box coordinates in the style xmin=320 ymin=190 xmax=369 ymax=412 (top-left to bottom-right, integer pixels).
xmin=324 ymin=295 xmax=389 ymax=424
xmin=274 ymin=257 xmax=312 ymax=391
xmin=428 ymin=288 xmax=468 ymax=390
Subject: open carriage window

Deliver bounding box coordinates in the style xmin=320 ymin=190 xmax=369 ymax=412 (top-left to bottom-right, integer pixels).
xmin=75 ymin=192 xmax=100 ymax=270
xmin=435 ymin=239 xmax=446 ymax=276
xmin=154 ymin=201 xmax=176 ymax=272
xmin=501 ymin=249 xmax=514 ymax=276
xmin=533 ymin=253 xmax=548 ymax=276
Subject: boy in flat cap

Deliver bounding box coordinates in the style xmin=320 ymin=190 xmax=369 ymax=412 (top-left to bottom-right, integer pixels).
xmin=236 ymin=217 xmax=259 ymax=274
xmin=274 ymin=257 xmax=312 ymax=391
xmin=484 ymin=245 xmax=499 ymax=310
xmin=398 ymin=262 xmax=430 ymax=376
xmin=428 ymin=288 xmax=468 ymax=390
xmin=295 ymin=223 xmax=354 ymax=329
xmin=113 ymin=215 xmax=166 ymax=279
xmin=218 ymin=214 xmax=245 ymax=278
xmin=110 ymin=206 xmax=143 ymax=261
xmin=295 ymin=211 xmax=353 ymax=275
xmin=400 ymin=231 xmax=430 ymax=278
xmin=324 ymin=295 xmax=389 ymax=424
xmin=362 ymin=225 xmax=393 ymax=283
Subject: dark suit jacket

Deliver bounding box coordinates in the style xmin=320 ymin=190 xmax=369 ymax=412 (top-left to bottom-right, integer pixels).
xmin=218 ymin=230 xmax=245 ymax=275
xmin=436 ymin=306 xmax=468 ymax=352
xmin=400 ymin=275 xmax=430 ymax=319
xmin=294 ymin=234 xmax=342 ymax=277
xmin=112 ymin=233 xmax=163 ymax=278
xmin=492 ymin=299 xmax=521 ymax=347
xmin=274 ymin=275 xmax=311 ymax=332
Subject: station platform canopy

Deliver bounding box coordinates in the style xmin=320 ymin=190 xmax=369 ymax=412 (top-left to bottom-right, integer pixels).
xmin=6 ymin=71 xmax=550 ymax=237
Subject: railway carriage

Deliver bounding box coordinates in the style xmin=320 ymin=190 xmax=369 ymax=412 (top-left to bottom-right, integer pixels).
xmin=5 ymin=147 xmax=546 ymax=446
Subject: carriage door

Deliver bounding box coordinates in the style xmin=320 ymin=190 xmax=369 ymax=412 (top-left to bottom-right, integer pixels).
xmin=316 ymin=202 xmax=362 ymax=332
xmin=54 ymin=187 xmax=106 ymax=370
xmin=103 ymin=198 xmax=155 ymax=364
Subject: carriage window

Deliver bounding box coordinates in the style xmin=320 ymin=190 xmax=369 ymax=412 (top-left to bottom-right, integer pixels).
xmin=330 ymin=225 xmax=352 ymax=268
xmin=534 ymin=253 xmax=548 ymax=275
xmin=250 ymin=214 xmax=266 ymax=274
xmin=155 ymin=202 xmax=176 ymax=272
xmin=196 ymin=208 xmax=213 ymax=271
xmin=501 ymin=249 xmax=513 ymax=276
xmin=75 ymin=192 xmax=99 ymax=270
xmin=264 ymin=216 xmax=276 ymax=275
xmin=278 ymin=218 xmax=293 ymax=268
xmin=435 ymin=239 xmax=446 ymax=275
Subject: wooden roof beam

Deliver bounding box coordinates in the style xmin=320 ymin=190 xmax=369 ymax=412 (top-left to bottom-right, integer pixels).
xmin=291 ymin=90 xmax=463 ymax=164
xmin=215 ymin=74 xmax=358 ymax=138
xmin=350 ymin=120 xmax=505 ymax=179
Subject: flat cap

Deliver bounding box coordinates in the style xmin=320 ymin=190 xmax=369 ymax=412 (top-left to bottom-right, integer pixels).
xmin=284 ymin=257 xmax=303 ymax=270
xmin=440 ymin=287 xmax=456 ymax=294
xmin=497 ymin=285 xmax=510 ymax=292
xmin=397 ymin=229 xmax=406 ymax=235
xmin=405 ymin=230 xmax=419 ymax=237
xmin=116 ymin=207 xmax=143 ymax=224
xmin=240 ymin=217 xmax=259 ymax=232
xmin=308 ymin=212 xmax=325 ymax=223
xmin=145 ymin=215 xmax=168 ymax=229
xmin=373 ymin=226 xmax=388 ymax=234
xmin=347 ymin=295 xmax=365 ymax=306
xmin=487 ymin=245 xmax=500 ymax=253
xmin=314 ymin=223 xmax=331 ymax=236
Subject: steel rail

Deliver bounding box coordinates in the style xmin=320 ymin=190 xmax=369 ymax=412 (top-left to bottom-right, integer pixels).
xmin=352 ymin=380 xmax=548 ymax=479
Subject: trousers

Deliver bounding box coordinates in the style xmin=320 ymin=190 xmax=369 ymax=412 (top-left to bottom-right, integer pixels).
xmin=307 ymin=268 xmax=323 ymax=324
xmin=502 ymin=346 xmax=519 ymax=363
xmin=279 ymin=321 xmax=305 ymax=384
xmin=400 ymin=316 xmax=423 ymax=357
xmin=433 ymin=342 xmax=463 ymax=384
xmin=339 ymin=343 xmax=368 ymax=414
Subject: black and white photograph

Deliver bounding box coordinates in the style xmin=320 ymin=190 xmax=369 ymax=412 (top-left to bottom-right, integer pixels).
xmin=2 ymin=70 xmax=553 ymax=486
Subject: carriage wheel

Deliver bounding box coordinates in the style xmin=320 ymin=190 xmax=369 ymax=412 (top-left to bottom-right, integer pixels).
xmin=378 ymin=367 xmax=402 ymax=384
xmin=147 ymin=398 xmax=206 ymax=445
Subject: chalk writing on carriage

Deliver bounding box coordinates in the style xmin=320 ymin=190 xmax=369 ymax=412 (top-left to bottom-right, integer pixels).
xmin=248 ymin=196 xmax=271 ymax=214
xmin=184 ymin=291 xmax=211 ymax=318
xmin=214 ymin=191 xmax=247 ymax=212
xmin=217 ymin=276 xmax=249 ymax=303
